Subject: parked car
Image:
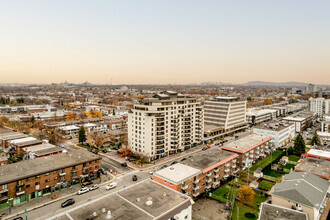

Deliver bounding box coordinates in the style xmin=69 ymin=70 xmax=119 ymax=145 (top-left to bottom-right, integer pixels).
xmin=102 ymin=149 xmax=108 ymax=153
xmin=132 ymin=175 xmax=138 ymax=181
xmin=12 ymin=217 xmax=23 ymax=220
xmin=180 ymin=158 xmax=187 ymax=162
xmin=202 ymin=147 xmax=207 ymax=151
xmin=77 ymin=187 xmax=89 ymax=195
xmin=121 ymin=162 xmax=127 ymax=167
xmin=106 ymin=182 xmax=117 ymax=190
xmin=128 ymin=158 xmax=136 ymax=162
xmin=149 ymin=169 xmax=156 ymax=175
xmin=160 ymin=165 xmax=168 ymax=170
xmin=170 ymin=161 xmax=178 ymax=165
xmin=215 ymin=143 xmax=219 ymax=146
xmin=61 ymin=198 xmax=75 ymax=208
xmin=99 ymin=168 xmax=105 ymax=175
xmin=81 ymin=181 xmax=93 ymax=187
xmin=207 ymin=145 xmax=211 ymax=149
xmin=89 ymin=184 xmax=99 ymax=191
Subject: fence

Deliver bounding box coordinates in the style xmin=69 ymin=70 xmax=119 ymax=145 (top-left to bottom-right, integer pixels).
xmin=263 ymin=175 xmax=281 ymax=182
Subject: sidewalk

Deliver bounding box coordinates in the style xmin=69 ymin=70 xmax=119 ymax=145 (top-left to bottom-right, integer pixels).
xmin=1 ymin=173 xmax=116 ymax=220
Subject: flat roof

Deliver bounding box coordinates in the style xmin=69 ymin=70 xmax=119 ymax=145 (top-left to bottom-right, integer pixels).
xmin=154 ymin=163 xmax=201 ymax=185
xmin=10 ymin=137 xmax=37 ymax=144
xmin=0 ymin=132 xmax=27 ymax=141
xmin=283 ymin=111 xmax=315 ymax=122
xmin=295 ymin=158 xmax=330 ymax=180
xmin=259 ymin=203 xmax=308 ymax=220
xmin=0 ymin=148 xmax=101 ymax=185
xmin=221 ymin=134 xmax=272 ymax=153
xmin=306 ymin=149 xmax=330 ymax=160
xmin=253 ymin=121 xmax=293 ymax=132
xmin=180 ymin=148 xmax=238 ymax=173
xmin=24 ymin=143 xmax=62 ymax=156
xmin=59 ymin=125 xmax=80 ymax=130
xmin=49 ymin=179 xmax=192 ymax=220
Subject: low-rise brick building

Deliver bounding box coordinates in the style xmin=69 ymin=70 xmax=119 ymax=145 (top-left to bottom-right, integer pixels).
xmin=220 ymin=134 xmax=273 ymax=170
xmin=0 ymin=149 xmax=101 ymax=207
xmin=153 ymin=148 xmax=238 ymax=198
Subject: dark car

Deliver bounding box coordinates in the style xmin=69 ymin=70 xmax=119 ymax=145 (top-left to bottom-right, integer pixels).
xmin=128 ymin=158 xmax=136 ymax=162
xmin=81 ymin=181 xmax=93 ymax=187
xmin=180 ymin=158 xmax=187 ymax=162
xmin=170 ymin=161 xmax=178 ymax=165
xmin=121 ymin=162 xmax=127 ymax=167
xmin=61 ymin=198 xmax=75 ymax=208
xmin=98 ymin=168 xmax=105 ymax=175
xmin=160 ymin=165 xmax=168 ymax=170
xmin=202 ymin=147 xmax=207 ymax=151
xmin=12 ymin=218 xmax=23 ymax=220
xmin=102 ymin=149 xmax=107 ymax=153
xmin=132 ymin=175 xmax=137 ymax=181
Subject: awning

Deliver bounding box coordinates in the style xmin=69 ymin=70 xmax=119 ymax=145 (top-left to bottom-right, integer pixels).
xmin=80 ymin=174 xmax=88 ymax=178
xmin=16 ymin=191 xmax=25 ymax=196
xmin=0 ymin=189 xmax=8 ymax=194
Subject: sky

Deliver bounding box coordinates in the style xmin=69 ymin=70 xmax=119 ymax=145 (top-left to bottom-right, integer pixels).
xmin=0 ymin=0 xmax=329 ymax=85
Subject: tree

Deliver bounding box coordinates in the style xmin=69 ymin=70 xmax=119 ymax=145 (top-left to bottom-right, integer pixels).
xmin=310 ymin=132 xmax=321 ymax=146
xmin=78 ymin=126 xmax=86 ymax=143
xmin=30 ymin=115 xmax=35 ymax=125
xmin=293 ymin=133 xmax=305 ymax=156
xmin=87 ymin=131 xmax=103 ymax=149
xmin=49 ymin=130 xmax=64 ymax=145
xmin=237 ymin=185 xmax=255 ymax=203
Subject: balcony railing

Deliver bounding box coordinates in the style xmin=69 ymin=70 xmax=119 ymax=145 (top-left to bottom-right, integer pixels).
xmin=59 ymin=172 xmax=66 ymax=176
xmin=206 ymin=185 xmax=212 ymax=189
xmin=181 ymin=185 xmax=189 ymax=190
xmin=225 ymin=168 xmax=230 ymax=173
xmin=212 ymin=182 xmax=220 ymax=188
xmin=214 ymin=168 xmax=219 ymax=172
xmin=224 ymin=174 xmax=229 ymax=178
xmin=193 ymin=192 xmax=200 ymax=197
xmin=232 ymin=164 xmax=236 ymax=168
xmin=225 ymin=163 xmax=230 ymax=167
xmin=206 ymin=178 xmax=212 ymax=183
xmin=193 ymin=179 xmax=200 ymax=184
xmin=206 ymin=173 xmax=212 ymax=177
xmin=214 ymin=174 xmax=220 ymax=179
xmin=193 ymin=186 xmax=201 ymax=190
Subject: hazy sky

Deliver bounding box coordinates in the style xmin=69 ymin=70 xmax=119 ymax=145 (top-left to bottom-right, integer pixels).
xmin=0 ymin=1 xmax=329 ymax=85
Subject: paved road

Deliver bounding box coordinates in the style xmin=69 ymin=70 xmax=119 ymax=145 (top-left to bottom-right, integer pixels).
xmin=8 ymin=170 xmax=151 ymax=220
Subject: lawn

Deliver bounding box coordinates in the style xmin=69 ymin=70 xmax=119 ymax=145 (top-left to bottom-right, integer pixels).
xmin=258 ymin=180 xmax=275 ymax=191
xmin=263 ymin=169 xmax=282 ymax=178
xmin=288 ymin=155 xmax=300 ymax=162
xmin=280 ymin=163 xmax=296 ymax=170
xmin=231 ymin=202 xmax=259 ymax=220
xmin=250 ymin=150 xmax=284 ymax=172
xmin=77 ymin=143 xmax=94 ymax=150
xmin=212 ymin=184 xmax=236 ymax=203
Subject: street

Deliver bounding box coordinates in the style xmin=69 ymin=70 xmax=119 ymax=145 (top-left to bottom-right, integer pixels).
xmin=6 ymin=170 xmax=151 ymax=220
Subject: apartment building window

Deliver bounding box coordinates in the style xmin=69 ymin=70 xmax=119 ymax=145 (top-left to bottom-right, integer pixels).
xmin=45 ymin=172 xmax=50 ymax=176
xmin=54 ymin=177 xmax=58 ymax=180
xmin=27 ymin=178 xmax=30 ymax=181
xmin=54 ymin=171 xmax=57 ymax=174
xmin=45 ymin=179 xmax=50 ymax=183
xmin=2 ymin=184 xmax=7 ymax=189
xmin=26 ymin=185 xmax=30 ymax=188
xmin=36 ymin=175 xmax=40 ymax=179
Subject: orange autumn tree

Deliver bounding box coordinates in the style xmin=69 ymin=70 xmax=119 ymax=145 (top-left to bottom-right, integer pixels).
xmin=237 ymin=185 xmax=255 ymax=203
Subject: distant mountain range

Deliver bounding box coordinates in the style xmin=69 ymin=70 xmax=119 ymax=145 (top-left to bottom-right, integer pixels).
xmin=243 ymin=81 xmax=311 ymax=87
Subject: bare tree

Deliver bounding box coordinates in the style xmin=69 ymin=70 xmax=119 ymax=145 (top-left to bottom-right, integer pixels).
xmin=87 ymin=131 xmax=104 ymax=149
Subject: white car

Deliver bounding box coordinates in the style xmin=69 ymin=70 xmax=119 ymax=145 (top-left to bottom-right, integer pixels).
xmin=77 ymin=187 xmax=89 ymax=195
xmin=106 ymin=182 xmax=117 ymax=190
xmin=149 ymin=169 xmax=156 ymax=175
xmin=89 ymin=184 xmax=99 ymax=191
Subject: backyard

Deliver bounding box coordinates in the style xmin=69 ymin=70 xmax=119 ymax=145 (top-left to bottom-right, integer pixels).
xmin=250 ymin=150 xmax=284 ymax=172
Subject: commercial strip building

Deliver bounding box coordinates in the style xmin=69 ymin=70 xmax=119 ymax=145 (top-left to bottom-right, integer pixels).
xmin=282 ymin=111 xmax=317 ymax=133
xmin=220 ymin=134 xmax=273 ymax=170
xmin=246 ymin=108 xmax=277 ymax=125
xmin=203 ymin=97 xmax=247 ymax=141
xmin=153 ymin=148 xmax=238 ymax=198
xmin=253 ymin=121 xmax=295 ymax=148
xmin=49 ymin=179 xmax=193 ymax=220
xmin=0 ymin=149 xmax=101 ymax=207
xmin=270 ymin=172 xmax=329 ymax=220
xmin=128 ymin=91 xmax=204 ymax=161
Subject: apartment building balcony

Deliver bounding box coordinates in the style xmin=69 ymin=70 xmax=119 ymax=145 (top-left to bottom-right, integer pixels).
xmin=206 ymin=172 xmax=212 ymax=177
xmin=232 ymin=164 xmax=236 ymax=169
xmin=214 ymin=168 xmax=220 ymax=172
xmin=206 ymin=178 xmax=212 ymax=183
xmin=214 ymin=174 xmax=220 ymax=179
xmin=193 ymin=186 xmax=201 ymax=190
xmin=156 ymin=122 xmax=165 ymax=127
xmin=193 ymin=192 xmax=200 ymax=197
xmin=250 ymin=150 xmax=254 ymax=153
xmin=156 ymin=141 xmax=165 ymax=145
xmin=225 ymin=163 xmax=230 ymax=167
xmin=155 ymin=113 xmax=165 ymax=118
xmin=233 ymin=169 xmax=240 ymax=173
xmin=156 ymin=136 xmax=165 ymax=140
xmin=71 ymin=169 xmax=78 ymax=173
xmin=206 ymin=185 xmax=212 ymax=189
xmin=184 ymin=192 xmax=191 ymax=196
xmin=156 ymin=146 xmax=165 ymax=150
xmin=250 ymin=155 xmax=254 ymax=159
xmin=156 ymin=118 xmax=164 ymax=122
xmin=59 ymin=172 xmax=66 ymax=176
xmin=224 ymin=174 xmax=229 ymax=179
xmin=181 ymin=185 xmax=190 ymax=190
xmin=193 ymin=179 xmax=200 ymax=184
xmin=83 ymin=167 xmax=89 ymax=174
xmin=232 ymin=159 xmax=237 ymax=163
xmin=256 ymin=151 xmax=260 ymax=154
xmin=156 ymin=132 xmax=165 ymax=136
xmin=16 ymin=191 xmax=25 ymax=196
xmin=224 ymin=168 xmax=230 ymax=173
xmin=156 ymin=127 xmax=165 ymax=131
xmin=16 ymin=182 xmax=24 ymax=187
xmin=212 ymin=182 xmax=220 ymax=188
xmin=260 ymin=153 xmax=266 ymax=157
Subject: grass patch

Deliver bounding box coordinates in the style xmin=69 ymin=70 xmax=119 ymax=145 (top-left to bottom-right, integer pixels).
xmin=250 ymin=150 xmax=284 ymax=172
xmin=258 ymin=180 xmax=275 ymax=191
xmin=288 ymin=155 xmax=300 ymax=162
xmin=212 ymin=184 xmax=236 ymax=203
xmin=263 ymin=169 xmax=282 ymax=178
xmin=232 ymin=202 xmax=259 ymax=220
xmin=280 ymin=163 xmax=296 ymax=170
xmin=77 ymin=143 xmax=94 ymax=150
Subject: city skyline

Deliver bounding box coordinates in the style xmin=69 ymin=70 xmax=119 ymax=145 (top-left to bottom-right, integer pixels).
xmin=1 ymin=0 xmax=330 ymax=85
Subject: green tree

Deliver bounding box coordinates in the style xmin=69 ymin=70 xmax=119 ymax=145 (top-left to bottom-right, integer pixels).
xmin=293 ymin=133 xmax=305 ymax=156
xmin=310 ymin=132 xmax=321 ymax=146
xmin=79 ymin=126 xmax=86 ymax=143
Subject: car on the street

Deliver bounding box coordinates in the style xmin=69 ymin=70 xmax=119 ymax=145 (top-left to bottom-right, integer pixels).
xmin=81 ymin=181 xmax=93 ymax=187
xmin=180 ymin=158 xmax=187 ymax=162
xmin=89 ymin=184 xmax=99 ymax=191
xmin=202 ymin=147 xmax=207 ymax=151
xmin=98 ymin=168 xmax=105 ymax=175
xmin=128 ymin=158 xmax=136 ymax=162
xmin=149 ymin=169 xmax=156 ymax=175
xmin=207 ymin=145 xmax=211 ymax=149
xmin=61 ymin=198 xmax=75 ymax=208
xmin=160 ymin=165 xmax=168 ymax=170
xmin=106 ymin=182 xmax=117 ymax=190
xmin=77 ymin=187 xmax=89 ymax=195
xmin=188 ymin=155 xmax=193 ymax=158
xmin=12 ymin=217 xmax=23 ymax=220
xmin=170 ymin=161 xmax=178 ymax=165
xmin=215 ymin=142 xmax=219 ymax=146
xmin=102 ymin=149 xmax=108 ymax=153
xmin=132 ymin=175 xmax=138 ymax=181
xmin=121 ymin=162 xmax=127 ymax=167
